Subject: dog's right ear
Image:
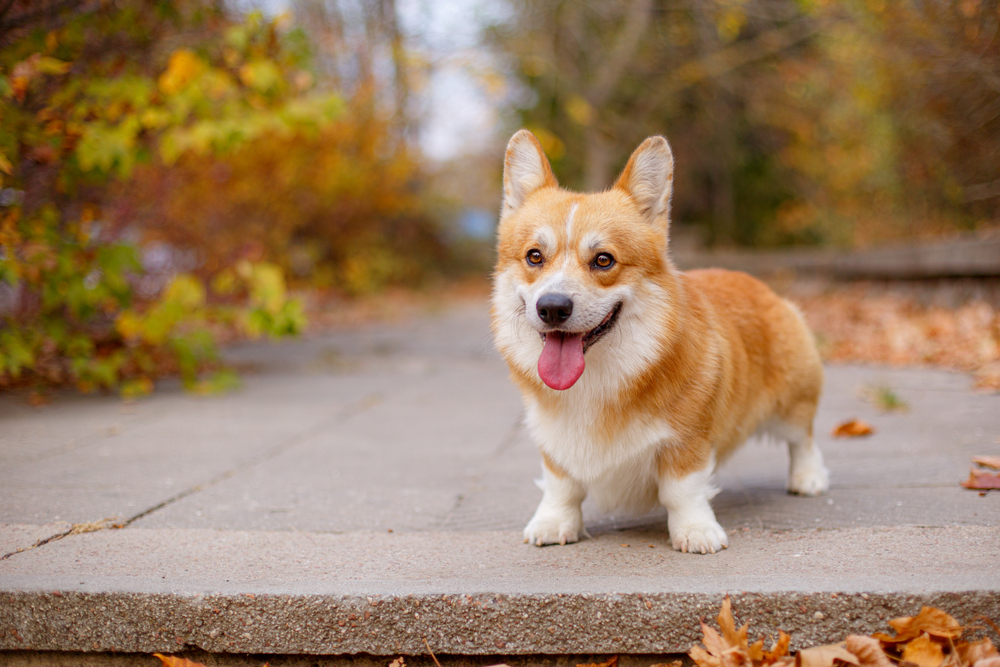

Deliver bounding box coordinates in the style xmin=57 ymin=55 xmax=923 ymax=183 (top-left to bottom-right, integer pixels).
xmin=502 ymin=130 xmax=558 ymax=219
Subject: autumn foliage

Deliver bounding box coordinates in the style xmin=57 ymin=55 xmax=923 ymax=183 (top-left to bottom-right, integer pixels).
xmin=0 ymin=0 xmax=443 ymax=396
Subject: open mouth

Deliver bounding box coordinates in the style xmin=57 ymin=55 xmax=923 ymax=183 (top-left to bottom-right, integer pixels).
xmin=536 ymin=302 xmax=622 ymax=391
xmin=540 ymin=301 xmax=622 ymax=352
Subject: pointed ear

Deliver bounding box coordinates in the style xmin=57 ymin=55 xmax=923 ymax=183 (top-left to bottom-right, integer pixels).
xmin=613 ymin=136 xmax=674 ymax=227
xmin=502 ymin=130 xmax=558 ymax=219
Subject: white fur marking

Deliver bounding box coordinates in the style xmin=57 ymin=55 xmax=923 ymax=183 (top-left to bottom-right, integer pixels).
xmin=659 ymin=453 xmax=728 ymax=554
xmin=524 ymin=464 xmax=588 ymax=546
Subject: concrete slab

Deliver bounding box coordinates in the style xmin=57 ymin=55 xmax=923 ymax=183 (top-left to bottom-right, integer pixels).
xmin=1 ymin=300 xmax=998 ymax=658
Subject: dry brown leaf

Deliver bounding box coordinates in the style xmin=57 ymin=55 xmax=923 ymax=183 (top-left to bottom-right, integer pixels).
xmin=902 ymin=634 xmax=945 ymax=667
xmin=875 ymin=607 xmax=964 ymax=644
xmin=973 ymin=658 xmax=1000 ymax=667
xmin=832 ymin=419 xmax=875 ymax=438
xmin=961 ymin=469 xmax=1000 ymax=490
xmin=577 ymin=657 xmax=617 ymax=667
xmin=389 ymin=658 xmax=405 ymax=667
xmin=972 ymin=456 xmax=1000 ymax=470
xmin=692 ymin=644 xmax=724 ymax=667
xmin=797 ymin=642 xmax=861 ymax=667
xmin=959 ymin=638 xmax=1000 ymax=665
xmin=765 ymin=632 xmax=793 ymax=665
xmin=718 ymin=596 xmax=751 ymax=653
xmin=845 ymin=635 xmax=894 ymax=667
xmin=153 ymin=655 xmax=207 ymax=667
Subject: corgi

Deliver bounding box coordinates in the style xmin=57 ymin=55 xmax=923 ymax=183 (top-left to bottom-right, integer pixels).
xmin=490 ymin=130 xmax=829 ymax=554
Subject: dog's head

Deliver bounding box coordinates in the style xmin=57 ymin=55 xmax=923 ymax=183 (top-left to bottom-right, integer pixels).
xmin=491 ymin=130 xmax=677 ymax=392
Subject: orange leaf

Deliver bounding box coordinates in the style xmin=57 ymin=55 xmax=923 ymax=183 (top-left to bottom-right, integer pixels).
xmin=765 ymin=632 xmax=793 ymax=664
xmin=576 ymin=657 xmax=617 ymax=667
xmin=971 ymin=456 xmax=1000 ymax=470
xmin=845 ymin=635 xmax=894 ymax=667
xmin=692 ymin=645 xmax=723 ymax=667
xmin=874 ymin=607 xmax=963 ymax=644
xmin=153 ymin=654 xmax=207 ymax=667
xmin=797 ymin=643 xmax=861 ymax=667
xmin=958 ymin=638 xmax=999 ymax=665
xmin=901 ymin=634 xmax=944 ymax=667
xmin=961 ymin=469 xmax=1000 ymax=490
xmin=832 ymin=419 xmax=874 ymax=438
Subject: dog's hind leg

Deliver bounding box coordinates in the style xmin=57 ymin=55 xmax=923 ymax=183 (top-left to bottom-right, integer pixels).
xmin=776 ymin=401 xmax=829 ymax=496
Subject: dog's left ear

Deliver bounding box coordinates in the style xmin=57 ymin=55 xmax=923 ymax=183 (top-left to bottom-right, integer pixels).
xmin=614 ymin=136 xmax=674 ymax=229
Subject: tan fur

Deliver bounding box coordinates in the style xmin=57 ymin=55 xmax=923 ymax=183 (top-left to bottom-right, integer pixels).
xmin=492 ymin=130 xmax=828 ymax=553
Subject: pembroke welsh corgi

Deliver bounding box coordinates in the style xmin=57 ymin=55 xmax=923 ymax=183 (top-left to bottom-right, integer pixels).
xmin=490 ymin=130 xmax=829 ymax=554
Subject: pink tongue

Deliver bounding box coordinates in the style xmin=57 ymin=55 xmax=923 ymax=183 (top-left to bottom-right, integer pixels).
xmin=538 ymin=332 xmax=586 ymax=390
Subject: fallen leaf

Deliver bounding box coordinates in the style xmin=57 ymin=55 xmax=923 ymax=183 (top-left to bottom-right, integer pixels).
xmin=797 ymin=642 xmax=860 ymax=667
xmin=832 ymin=419 xmax=875 ymax=438
xmin=973 ymin=659 xmax=1000 ymax=667
xmin=902 ymin=633 xmax=945 ymax=667
xmin=153 ymin=655 xmax=207 ymax=667
xmin=650 ymin=661 xmax=684 ymax=667
xmin=971 ymin=456 xmax=1000 ymax=470
xmin=961 ymin=469 xmax=1000 ymax=490
xmin=577 ymin=657 xmax=617 ymax=667
xmin=874 ymin=607 xmax=963 ymax=644
xmin=958 ymin=638 xmax=999 ymax=665
xmin=388 ymin=658 xmax=405 ymax=667
xmin=845 ymin=635 xmax=894 ymax=667
xmin=765 ymin=632 xmax=793 ymax=665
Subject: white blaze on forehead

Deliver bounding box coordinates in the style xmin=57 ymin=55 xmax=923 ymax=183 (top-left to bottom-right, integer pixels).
xmin=565 ymin=203 xmax=578 ymax=239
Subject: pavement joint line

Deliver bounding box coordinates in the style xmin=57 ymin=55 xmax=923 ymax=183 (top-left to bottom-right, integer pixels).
xmin=0 ymin=391 xmax=383 ymax=561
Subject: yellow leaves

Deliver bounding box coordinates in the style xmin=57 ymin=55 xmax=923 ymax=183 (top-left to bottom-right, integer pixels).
xmin=239 ymin=60 xmax=282 ymax=95
xmin=566 ymin=95 xmax=594 ymax=126
xmin=163 ymin=274 xmax=206 ymax=310
xmin=158 ymin=50 xmax=205 ymax=95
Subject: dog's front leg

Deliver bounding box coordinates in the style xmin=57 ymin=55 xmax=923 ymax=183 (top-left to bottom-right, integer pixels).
xmin=524 ymin=454 xmax=587 ymax=546
xmin=658 ymin=450 xmax=728 ymax=554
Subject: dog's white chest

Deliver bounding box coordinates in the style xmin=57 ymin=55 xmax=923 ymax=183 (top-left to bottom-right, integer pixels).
xmin=525 ymin=398 xmax=673 ymax=514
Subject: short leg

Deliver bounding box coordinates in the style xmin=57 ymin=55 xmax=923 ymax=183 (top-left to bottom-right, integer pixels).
xmin=787 ymin=432 xmax=829 ymax=496
xmin=524 ymin=456 xmax=587 ymax=546
xmin=659 ymin=453 xmax=728 ymax=554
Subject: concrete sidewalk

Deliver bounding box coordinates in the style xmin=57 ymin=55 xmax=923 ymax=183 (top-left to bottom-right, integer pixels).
xmin=1 ymin=300 xmax=998 ymax=659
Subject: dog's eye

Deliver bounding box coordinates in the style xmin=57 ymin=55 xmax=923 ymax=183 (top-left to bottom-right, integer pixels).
xmin=593 ymin=253 xmax=615 ymax=269
xmin=526 ymin=249 xmax=544 ymax=266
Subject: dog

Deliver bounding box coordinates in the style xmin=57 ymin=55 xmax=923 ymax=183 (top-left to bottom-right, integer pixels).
xmin=490 ymin=130 xmax=829 ymax=554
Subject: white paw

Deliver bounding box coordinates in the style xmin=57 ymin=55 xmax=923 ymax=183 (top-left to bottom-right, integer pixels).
xmin=523 ymin=507 xmax=585 ymax=546
xmin=668 ymin=518 xmax=728 ymax=554
xmin=788 ymin=464 xmax=829 ymax=496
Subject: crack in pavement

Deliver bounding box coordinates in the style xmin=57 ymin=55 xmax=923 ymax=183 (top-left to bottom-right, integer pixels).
xmin=0 ymin=392 xmax=383 ymax=561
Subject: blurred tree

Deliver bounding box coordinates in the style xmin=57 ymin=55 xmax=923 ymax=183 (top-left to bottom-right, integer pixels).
xmin=0 ymin=0 xmax=444 ymax=396
xmin=491 ymin=0 xmax=1000 ymax=248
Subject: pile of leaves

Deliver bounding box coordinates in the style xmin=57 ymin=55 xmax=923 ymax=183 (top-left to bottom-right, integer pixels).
xmin=690 ymin=598 xmax=999 ymax=667
xmin=786 ymin=283 xmax=1000 ymax=389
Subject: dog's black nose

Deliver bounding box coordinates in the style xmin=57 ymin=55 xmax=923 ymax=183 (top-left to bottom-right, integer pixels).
xmin=537 ymin=293 xmax=573 ymax=325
